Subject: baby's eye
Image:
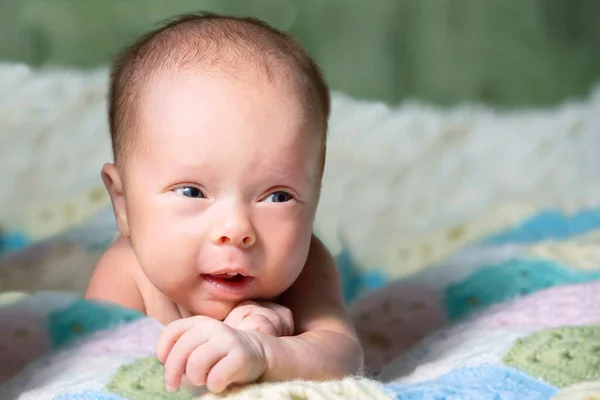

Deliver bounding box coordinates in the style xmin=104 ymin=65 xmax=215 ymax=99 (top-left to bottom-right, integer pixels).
xmin=175 ymin=187 xmax=205 ymax=199
xmin=264 ymin=191 xmax=292 ymax=203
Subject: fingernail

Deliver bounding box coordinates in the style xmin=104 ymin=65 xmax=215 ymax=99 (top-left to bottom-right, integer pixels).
xmin=165 ymin=383 xmax=176 ymax=392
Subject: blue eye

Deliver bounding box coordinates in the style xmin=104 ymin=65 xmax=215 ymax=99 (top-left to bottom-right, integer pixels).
xmin=175 ymin=187 xmax=205 ymax=198
xmin=265 ymin=191 xmax=292 ymax=203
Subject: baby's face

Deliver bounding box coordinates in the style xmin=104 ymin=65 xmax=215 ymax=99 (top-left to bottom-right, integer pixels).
xmin=123 ymin=69 xmax=322 ymax=320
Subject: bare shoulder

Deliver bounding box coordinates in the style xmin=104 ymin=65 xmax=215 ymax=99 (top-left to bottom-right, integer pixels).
xmin=85 ymin=235 xmax=145 ymax=313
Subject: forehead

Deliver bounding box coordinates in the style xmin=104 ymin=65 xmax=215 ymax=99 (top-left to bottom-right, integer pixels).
xmin=143 ymin=67 xmax=309 ymax=135
xmin=132 ymin=68 xmax=322 ymax=176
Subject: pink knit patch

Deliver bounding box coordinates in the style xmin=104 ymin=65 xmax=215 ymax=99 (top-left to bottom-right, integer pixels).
xmin=470 ymin=280 xmax=600 ymax=329
xmin=65 ymin=318 xmax=162 ymax=358
xmin=350 ymin=283 xmax=447 ymax=372
xmin=0 ymin=312 xmax=50 ymax=382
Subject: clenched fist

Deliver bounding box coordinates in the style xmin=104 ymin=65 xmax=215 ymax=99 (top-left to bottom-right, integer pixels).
xmin=223 ymin=300 xmax=294 ymax=337
xmin=156 ymin=315 xmax=267 ymax=393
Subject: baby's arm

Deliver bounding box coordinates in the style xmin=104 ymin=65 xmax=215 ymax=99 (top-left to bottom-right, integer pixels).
xmin=85 ymin=236 xmax=145 ymax=313
xmin=258 ymin=234 xmax=364 ymax=381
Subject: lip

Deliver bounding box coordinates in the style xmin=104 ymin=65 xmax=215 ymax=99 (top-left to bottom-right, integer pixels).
xmin=200 ymin=273 xmax=254 ymax=298
xmin=209 ymin=268 xmax=251 ymax=276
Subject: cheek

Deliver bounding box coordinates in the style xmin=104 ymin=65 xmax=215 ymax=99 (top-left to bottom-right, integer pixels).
xmin=256 ymin=213 xmax=313 ymax=289
xmin=128 ymin=194 xmax=195 ymax=246
xmin=257 ymin=206 xmax=313 ymax=247
xmin=126 ymin=198 xmax=199 ymax=285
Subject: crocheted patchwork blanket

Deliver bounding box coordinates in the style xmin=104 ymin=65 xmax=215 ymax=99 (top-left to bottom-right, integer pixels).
xmin=1 ymin=208 xmax=600 ymax=399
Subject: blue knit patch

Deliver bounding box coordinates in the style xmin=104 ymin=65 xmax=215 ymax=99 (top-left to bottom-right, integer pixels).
xmin=482 ymin=208 xmax=600 ymax=245
xmin=384 ymin=365 xmax=556 ymax=399
xmin=48 ymin=299 xmax=143 ymax=348
xmin=0 ymin=230 xmax=30 ymax=256
xmin=444 ymin=258 xmax=600 ymax=320
xmin=335 ymin=246 xmax=388 ymax=304
xmin=53 ymin=391 xmax=126 ymax=400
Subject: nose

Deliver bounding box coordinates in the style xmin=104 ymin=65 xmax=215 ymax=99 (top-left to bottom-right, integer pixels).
xmin=211 ymin=207 xmax=256 ymax=249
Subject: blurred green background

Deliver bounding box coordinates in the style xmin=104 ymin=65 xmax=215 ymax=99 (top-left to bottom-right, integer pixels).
xmin=1 ymin=0 xmax=599 ymax=107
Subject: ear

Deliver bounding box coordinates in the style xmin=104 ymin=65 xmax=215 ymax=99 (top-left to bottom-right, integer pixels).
xmin=101 ymin=163 xmax=130 ymax=237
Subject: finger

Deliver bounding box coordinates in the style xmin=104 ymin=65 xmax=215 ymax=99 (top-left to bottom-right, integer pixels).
xmin=249 ymin=308 xmax=290 ymax=337
xmin=252 ymin=308 xmax=284 ymax=336
xmin=239 ymin=314 xmax=277 ymax=336
xmin=223 ymin=301 xmax=260 ymax=328
xmin=184 ymin=341 xmax=226 ymax=387
xmin=206 ymin=347 xmax=263 ymax=393
xmin=205 ymin=352 xmax=235 ymax=393
xmin=163 ymin=329 xmax=208 ymax=391
xmin=274 ymin=306 xmax=294 ymax=337
xmin=255 ymin=303 xmax=295 ymax=336
xmin=156 ymin=318 xmax=198 ymax=363
xmin=223 ymin=308 xmax=246 ymax=329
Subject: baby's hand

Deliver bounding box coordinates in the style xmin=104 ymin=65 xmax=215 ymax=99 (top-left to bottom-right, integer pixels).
xmin=223 ymin=300 xmax=294 ymax=337
xmin=156 ymin=316 xmax=266 ymax=393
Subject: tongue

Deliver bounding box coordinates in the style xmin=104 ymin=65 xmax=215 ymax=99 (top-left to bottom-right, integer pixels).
xmin=212 ymin=273 xmax=245 ymax=282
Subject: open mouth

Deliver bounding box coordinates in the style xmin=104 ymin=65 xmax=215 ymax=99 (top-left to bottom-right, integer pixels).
xmin=201 ymin=273 xmax=254 ymax=296
xmin=210 ymin=273 xmax=247 ymax=283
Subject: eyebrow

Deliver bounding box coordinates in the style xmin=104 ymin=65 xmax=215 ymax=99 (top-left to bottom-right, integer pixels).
xmin=162 ymin=156 xmax=315 ymax=187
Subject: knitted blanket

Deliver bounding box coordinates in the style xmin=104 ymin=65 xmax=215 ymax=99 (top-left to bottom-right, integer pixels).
xmin=1 ymin=207 xmax=600 ymax=399
xmin=2 ymin=62 xmax=600 ymax=399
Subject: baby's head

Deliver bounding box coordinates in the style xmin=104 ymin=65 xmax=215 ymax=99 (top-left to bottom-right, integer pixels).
xmin=102 ymin=13 xmax=330 ymax=319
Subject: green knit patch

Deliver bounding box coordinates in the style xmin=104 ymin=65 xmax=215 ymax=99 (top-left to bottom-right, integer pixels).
xmin=502 ymin=325 xmax=600 ymax=387
xmin=106 ymin=356 xmax=194 ymax=400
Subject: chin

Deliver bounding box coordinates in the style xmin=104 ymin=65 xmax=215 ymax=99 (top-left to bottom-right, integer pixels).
xmin=189 ymin=299 xmax=237 ymax=321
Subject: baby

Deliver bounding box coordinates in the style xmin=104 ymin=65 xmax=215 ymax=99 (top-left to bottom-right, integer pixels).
xmin=85 ymin=12 xmax=363 ymax=394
